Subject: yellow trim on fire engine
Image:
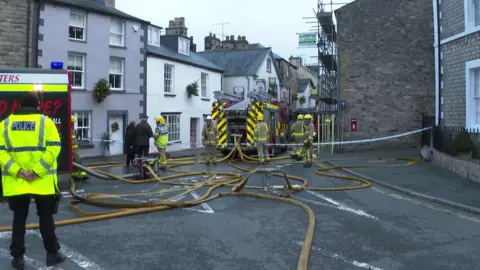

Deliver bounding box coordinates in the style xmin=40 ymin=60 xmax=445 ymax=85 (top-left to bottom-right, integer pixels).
xmin=0 ymin=83 xmax=68 ymax=92
xmin=265 ymin=103 xmax=278 ymax=109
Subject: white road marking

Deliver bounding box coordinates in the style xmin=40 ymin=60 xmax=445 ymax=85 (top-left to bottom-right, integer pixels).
xmin=190 ymin=191 xmax=214 ymax=214
xmin=0 ymin=247 xmax=61 ymax=270
xmin=293 ymin=241 xmax=384 ymax=270
xmin=306 ymin=190 xmax=379 ymax=220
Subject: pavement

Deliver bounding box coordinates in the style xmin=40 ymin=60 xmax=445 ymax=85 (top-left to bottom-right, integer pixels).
xmin=0 ymin=148 xmax=480 ymax=269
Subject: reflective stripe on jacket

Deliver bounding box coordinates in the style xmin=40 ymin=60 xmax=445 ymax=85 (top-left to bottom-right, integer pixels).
xmin=72 ymin=128 xmax=79 ymax=149
xmin=202 ymin=124 xmax=219 ymax=145
xmin=254 ymin=122 xmax=269 ymax=142
xmin=0 ymin=110 xmax=61 ymax=196
xmin=293 ymin=121 xmax=304 ymax=138
xmin=304 ymin=123 xmax=315 ymax=143
xmin=154 ymin=124 xmax=168 ymax=148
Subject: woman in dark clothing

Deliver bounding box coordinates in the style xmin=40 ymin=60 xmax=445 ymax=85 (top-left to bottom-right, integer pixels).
xmin=124 ymin=121 xmax=136 ymax=167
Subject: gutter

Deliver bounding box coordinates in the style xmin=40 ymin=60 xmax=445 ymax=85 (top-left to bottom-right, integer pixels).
xmin=433 ymin=0 xmax=440 ymax=125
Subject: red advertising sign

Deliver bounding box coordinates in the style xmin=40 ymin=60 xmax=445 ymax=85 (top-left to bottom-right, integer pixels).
xmin=350 ymin=118 xmax=357 ymax=132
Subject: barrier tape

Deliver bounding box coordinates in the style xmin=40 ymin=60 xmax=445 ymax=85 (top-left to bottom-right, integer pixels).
xmin=81 ymin=127 xmax=432 ymax=147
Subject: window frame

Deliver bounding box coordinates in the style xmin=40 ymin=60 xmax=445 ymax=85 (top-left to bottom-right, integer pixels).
xmin=267 ymin=58 xmax=272 ymax=73
xmin=72 ymin=111 xmax=92 ymax=141
xmin=162 ymin=113 xmax=181 ymax=142
xmin=465 ymin=0 xmax=480 ymax=30
xmin=67 ymin=53 xmax=85 ymax=89
xmin=147 ymin=26 xmax=161 ymax=46
xmin=69 ymin=11 xmax=86 ymax=41
xmin=164 ymin=64 xmax=174 ymax=94
xmin=465 ymin=59 xmax=480 ymax=128
xmin=109 ymin=19 xmax=125 ymax=47
xmin=178 ymin=37 xmax=190 ymax=55
xmin=109 ymin=57 xmax=124 ymax=90
xmin=201 ymin=72 xmax=208 ymax=98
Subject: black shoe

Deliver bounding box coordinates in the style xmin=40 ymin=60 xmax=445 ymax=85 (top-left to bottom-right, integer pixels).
xmin=12 ymin=256 xmax=24 ymax=269
xmin=46 ymin=251 xmax=66 ymax=267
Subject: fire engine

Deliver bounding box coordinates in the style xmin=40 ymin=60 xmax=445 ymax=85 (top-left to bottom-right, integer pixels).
xmin=0 ymin=67 xmax=72 ymax=174
xmin=211 ymin=91 xmax=288 ymax=155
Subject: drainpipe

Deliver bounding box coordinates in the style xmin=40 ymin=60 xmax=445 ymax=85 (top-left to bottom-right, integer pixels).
xmin=245 ymin=76 xmax=250 ymax=100
xmin=25 ymin=0 xmax=32 ymax=67
xmin=433 ymin=0 xmax=440 ymax=126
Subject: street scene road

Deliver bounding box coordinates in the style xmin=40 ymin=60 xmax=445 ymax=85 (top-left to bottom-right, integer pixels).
xmin=0 ymin=148 xmax=479 ymax=270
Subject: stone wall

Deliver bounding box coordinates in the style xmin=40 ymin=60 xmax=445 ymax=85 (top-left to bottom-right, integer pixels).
xmin=438 ymin=0 xmax=464 ymax=40
xmin=432 ymin=149 xmax=480 ymax=183
xmin=335 ymin=0 xmax=435 ymax=151
xmin=0 ymin=0 xmax=35 ymax=67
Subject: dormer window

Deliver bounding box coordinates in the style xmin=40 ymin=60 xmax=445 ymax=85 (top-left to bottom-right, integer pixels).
xmin=179 ymin=37 xmax=190 ymax=55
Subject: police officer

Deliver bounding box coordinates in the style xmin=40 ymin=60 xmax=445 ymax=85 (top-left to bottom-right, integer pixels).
xmin=153 ymin=116 xmax=168 ymax=170
xmin=254 ymin=114 xmax=270 ymax=165
xmin=71 ymin=115 xmax=88 ymax=181
xmin=291 ymin=114 xmax=305 ymax=160
xmin=0 ymin=92 xmax=65 ymax=269
xmin=202 ymin=115 xmax=219 ymax=165
xmin=303 ymin=114 xmax=315 ymax=167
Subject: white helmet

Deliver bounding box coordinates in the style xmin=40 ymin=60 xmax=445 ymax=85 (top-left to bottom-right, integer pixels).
xmin=206 ymin=115 xmax=213 ymax=120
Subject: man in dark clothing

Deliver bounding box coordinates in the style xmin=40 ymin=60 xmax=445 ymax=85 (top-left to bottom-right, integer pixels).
xmin=124 ymin=121 xmax=136 ymax=167
xmin=134 ymin=115 xmax=153 ymax=157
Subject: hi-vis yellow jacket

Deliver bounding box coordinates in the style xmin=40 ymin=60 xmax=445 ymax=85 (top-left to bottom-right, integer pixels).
xmin=0 ymin=108 xmax=61 ymax=196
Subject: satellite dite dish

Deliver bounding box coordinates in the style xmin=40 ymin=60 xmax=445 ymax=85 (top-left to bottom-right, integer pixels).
xmin=132 ymin=25 xmax=139 ymax=32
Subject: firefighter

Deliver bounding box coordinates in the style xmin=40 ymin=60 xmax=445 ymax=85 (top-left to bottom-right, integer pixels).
xmin=153 ymin=116 xmax=168 ymax=170
xmin=202 ymin=115 xmax=219 ymax=165
xmin=254 ymin=114 xmax=270 ymax=165
xmin=303 ymin=114 xmax=315 ymax=167
xmin=0 ymin=92 xmax=65 ymax=269
xmin=291 ymin=114 xmax=305 ymax=160
xmin=71 ymin=115 xmax=88 ymax=181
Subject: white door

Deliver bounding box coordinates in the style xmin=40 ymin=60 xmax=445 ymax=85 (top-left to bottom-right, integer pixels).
xmin=108 ymin=116 xmax=124 ymax=155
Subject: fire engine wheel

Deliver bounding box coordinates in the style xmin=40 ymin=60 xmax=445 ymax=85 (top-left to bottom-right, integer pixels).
xmin=0 ymin=144 xmax=423 ymax=270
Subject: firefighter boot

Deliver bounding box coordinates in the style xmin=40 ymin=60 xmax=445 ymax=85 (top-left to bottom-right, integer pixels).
xmin=46 ymin=251 xmax=66 ymax=267
xmin=12 ymin=256 xmax=25 ymax=269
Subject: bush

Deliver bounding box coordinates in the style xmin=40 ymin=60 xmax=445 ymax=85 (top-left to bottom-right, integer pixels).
xmin=299 ymin=96 xmax=306 ymax=104
xmin=453 ymin=129 xmax=474 ymax=153
xmin=93 ymin=79 xmax=111 ymax=103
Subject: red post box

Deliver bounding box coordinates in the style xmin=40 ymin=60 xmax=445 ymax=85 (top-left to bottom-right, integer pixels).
xmin=350 ymin=118 xmax=357 ymax=132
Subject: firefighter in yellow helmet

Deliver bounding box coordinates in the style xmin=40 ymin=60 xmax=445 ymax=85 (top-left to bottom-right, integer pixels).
xmin=71 ymin=115 xmax=88 ymax=181
xmin=202 ymin=115 xmax=219 ymax=165
xmin=303 ymin=114 xmax=315 ymax=167
xmin=153 ymin=115 xmax=168 ymax=170
xmin=0 ymin=92 xmax=65 ymax=268
xmin=291 ymin=114 xmax=305 ymax=160
xmin=254 ymin=113 xmax=270 ymax=165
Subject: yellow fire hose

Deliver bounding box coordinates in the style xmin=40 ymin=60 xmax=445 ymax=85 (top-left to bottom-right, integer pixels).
xmin=0 ymin=141 xmax=421 ymax=270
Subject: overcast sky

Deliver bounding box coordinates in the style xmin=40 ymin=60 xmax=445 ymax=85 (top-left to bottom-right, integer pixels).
xmin=116 ymin=0 xmax=353 ymax=64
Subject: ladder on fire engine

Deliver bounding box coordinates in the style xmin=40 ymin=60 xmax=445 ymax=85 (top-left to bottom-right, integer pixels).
xmin=247 ymin=90 xmax=272 ymax=103
xmin=213 ymin=91 xmax=242 ymax=103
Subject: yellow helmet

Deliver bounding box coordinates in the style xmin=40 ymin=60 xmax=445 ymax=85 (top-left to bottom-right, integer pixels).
xmin=297 ymin=114 xmax=304 ymax=120
xmin=71 ymin=115 xmax=77 ymax=123
xmin=155 ymin=116 xmax=165 ymax=124
xmin=257 ymin=114 xmax=264 ymax=121
xmin=304 ymin=114 xmax=312 ymax=120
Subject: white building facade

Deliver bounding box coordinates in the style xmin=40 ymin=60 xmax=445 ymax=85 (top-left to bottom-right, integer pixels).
xmin=146 ymin=26 xmax=224 ymax=152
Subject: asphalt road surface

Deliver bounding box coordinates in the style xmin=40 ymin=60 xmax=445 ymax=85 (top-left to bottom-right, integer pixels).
xmin=0 ymin=157 xmax=479 ymax=270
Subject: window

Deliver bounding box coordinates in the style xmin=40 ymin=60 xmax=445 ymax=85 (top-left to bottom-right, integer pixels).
xmin=109 ymin=57 xmax=124 ymax=90
xmin=110 ymin=19 xmax=125 ymax=46
xmin=164 ymin=64 xmax=174 ymax=93
xmin=286 ymin=66 xmax=290 ymax=78
xmin=267 ymin=58 xmax=272 ymax=73
xmin=69 ymin=12 xmax=85 ymax=41
xmin=466 ymin=0 xmax=480 ymax=29
xmin=162 ymin=114 xmax=180 ymax=142
xmin=474 ymin=69 xmax=480 ymax=125
xmin=201 ymin=72 xmax=208 ymax=97
xmin=67 ymin=53 xmax=85 ymax=88
xmin=178 ymin=37 xmax=190 ymax=55
xmin=148 ymin=26 xmax=160 ymax=46
xmin=475 ymin=0 xmax=480 ymax=27
xmin=466 ymin=59 xmax=480 ymax=127
xmin=72 ymin=112 xmax=91 ymax=140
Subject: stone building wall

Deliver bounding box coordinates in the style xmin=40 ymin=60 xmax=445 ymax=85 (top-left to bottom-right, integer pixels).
xmin=0 ymin=0 xmax=35 ymax=68
xmin=335 ymin=0 xmax=435 ymax=151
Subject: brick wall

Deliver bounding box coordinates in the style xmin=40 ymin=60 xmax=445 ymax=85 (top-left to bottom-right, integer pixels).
xmin=0 ymin=0 xmax=34 ymax=67
xmin=440 ymin=32 xmax=480 ymax=126
xmin=438 ymin=0 xmax=464 ymax=40
xmin=336 ymin=0 xmax=435 ymax=151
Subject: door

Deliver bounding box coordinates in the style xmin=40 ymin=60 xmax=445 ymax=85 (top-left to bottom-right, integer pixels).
xmin=108 ymin=116 xmax=124 ymax=155
xmin=190 ymin=118 xmax=198 ymax=148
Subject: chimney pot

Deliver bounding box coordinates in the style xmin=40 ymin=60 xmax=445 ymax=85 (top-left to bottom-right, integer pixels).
xmin=213 ymin=34 xmax=216 ymax=38
xmin=230 ymin=35 xmax=234 ymax=40
xmin=242 ymin=36 xmax=246 ymax=41
xmin=226 ymin=36 xmax=230 ymax=40
xmin=237 ymin=35 xmax=241 ymax=40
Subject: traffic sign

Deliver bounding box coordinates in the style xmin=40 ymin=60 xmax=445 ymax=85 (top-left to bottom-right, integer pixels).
xmin=340 ymin=100 xmax=347 ymax=109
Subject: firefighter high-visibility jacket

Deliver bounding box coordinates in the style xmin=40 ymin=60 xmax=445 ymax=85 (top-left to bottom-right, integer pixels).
xmin=202 ymin=124 xmax=219 ymax=145
xmin=254 ymin=122 xmax=269 ymax=142
xmin=153 ymin=124 xmax=168 ymax=148
xmin=0 ymin=108 xmax=61 ymax=196
xmin=304 ymin=123 xmax=315 ymax=143
xmin=72 ymin=128 xmax=79 ymax=149
xmin=292 ymin=120 xmax=304 ymax=139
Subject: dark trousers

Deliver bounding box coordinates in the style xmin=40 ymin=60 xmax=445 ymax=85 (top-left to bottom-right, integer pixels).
xmin=8 ymin=195 xmax=60 ymax=257
xmin=136 ymin=146 xmax=149 ymax=158
xmin=126 ymin=153 xmax=135 ymax=166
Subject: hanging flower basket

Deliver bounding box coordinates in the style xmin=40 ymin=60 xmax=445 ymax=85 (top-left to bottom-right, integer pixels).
xmin=299 ymin=96 xmax=306 ymax=104
xmin=292 ymin=93 xmax=298 ymax=101
xmin=92 ymin=78 xmax=111 ymax=103
xmin=111 ymin=122 xmax=119 ymax=133
xmin=186 ymin=81 xmax=199 ymax=97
